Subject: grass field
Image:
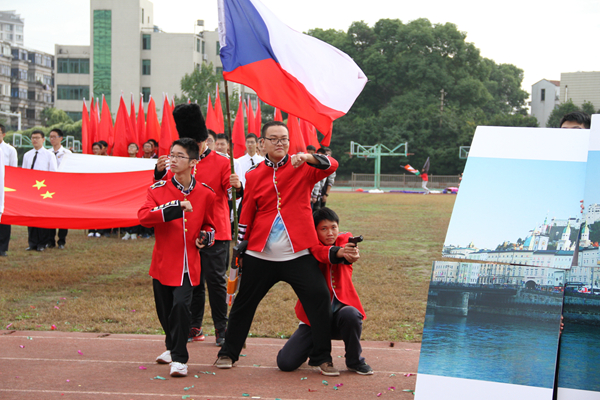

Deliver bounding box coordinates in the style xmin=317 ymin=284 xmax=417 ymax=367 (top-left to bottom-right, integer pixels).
xmin=0 ymin=192 xmax=455 ymax=342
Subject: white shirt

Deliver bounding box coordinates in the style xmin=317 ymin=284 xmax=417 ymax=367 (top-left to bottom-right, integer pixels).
xmin=0 ymin=141 xmax=17 ymax=167
xmin=235 ymin=153 xmax=264 ymax=187
xmin=51 ymin=145 xmax=72 ymax=167
xmin=22 ymin=147 xmax=57 ymax=171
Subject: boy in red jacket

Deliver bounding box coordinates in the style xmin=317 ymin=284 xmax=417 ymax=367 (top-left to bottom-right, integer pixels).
xmin=139 ymin=138 xmax=216 ymax=378
xmin=277 ymin=207 xmax=373 ymax=375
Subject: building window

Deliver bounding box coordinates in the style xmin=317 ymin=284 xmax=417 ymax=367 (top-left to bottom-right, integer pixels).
xmin=11 ymin=68 xmax=27 ymax=80
xmin=202 ymin=40 xmax=205 ymax=55
xmin=142 ymin=34 xmax=151 ymax=50
xmin=26 ymin=109 xmax=35 ymax=119
xmin=57 ymin=85 xmax=90 ymax=100
xmin=27 ymin=90 xmax=35 ymax=100
xmin=541 ymin=88 xmax=545 ymax=101
xmin=142 ymin=59 xmax=151 ymax=75
xmin=65 ymin=111 xmax=82 ymax=121
xmin=93 ymin=9 xmax=112 ymax=106
xmin=216 ymin=41 xmax=220 ymax=55
xmin=196 ymin=38 xmax=200 ymax=52
xmin=16 ymin=25 xmax=23 ymax=33
xmin=57 ymin=58 xmax=90 ymax=74
xmin=5 ymin=24 xmax=12 ymax=31
xmin=142 ymin=87 xmax=151 ymax=102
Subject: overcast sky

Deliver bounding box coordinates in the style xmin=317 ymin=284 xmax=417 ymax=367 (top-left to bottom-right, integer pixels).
xmin=4 ymin=0 xmax=599 ymax=99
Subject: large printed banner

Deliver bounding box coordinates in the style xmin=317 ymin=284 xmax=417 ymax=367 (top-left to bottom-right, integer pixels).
xmin=417 ymin=115 xmax=600 ymax=400
xmin=1 ymin=167 xmax=152 ymax=229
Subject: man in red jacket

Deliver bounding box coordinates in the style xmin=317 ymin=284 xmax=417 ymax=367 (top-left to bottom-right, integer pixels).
xmin=215 ymin=121 xmax=340 ymax=376
xmin=276 ymin=207 xmax=372 ymax=375
xmin=139 ymin=138 xmax=216 ymax=378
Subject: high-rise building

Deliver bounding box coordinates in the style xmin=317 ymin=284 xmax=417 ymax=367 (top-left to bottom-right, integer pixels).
xmin=56 ymin=0 xmax=253 ymax=122
xmin=0 ymin=11 xmax=24 ymax=46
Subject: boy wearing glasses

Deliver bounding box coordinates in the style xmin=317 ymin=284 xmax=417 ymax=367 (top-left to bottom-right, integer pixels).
xmin=139 ymin=138 xmax=216 ymax=378
xmin=215 ymin=121 xmax=340 ymax=376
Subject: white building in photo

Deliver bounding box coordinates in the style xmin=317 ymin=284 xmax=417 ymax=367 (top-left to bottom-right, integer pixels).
xmin=530 ymin=79 xmax=560 ymax=127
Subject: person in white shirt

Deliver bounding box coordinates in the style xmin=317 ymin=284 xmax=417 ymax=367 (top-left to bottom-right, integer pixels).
xmin=22 ymin=130 xmax=57 ymax=251
xmin=48 ymin=129 xmax=72 ymax=249
xmin=235 ymin=133 xmax=264 ymax=188
xmin=0 ymin=124 xmax=17 ymax=256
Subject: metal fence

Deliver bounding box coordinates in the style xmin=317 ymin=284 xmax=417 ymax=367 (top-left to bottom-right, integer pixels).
xmin=350 ymin=173 xmax=460 ymax=190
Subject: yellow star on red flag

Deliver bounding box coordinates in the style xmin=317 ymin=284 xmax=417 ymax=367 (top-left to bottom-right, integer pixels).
xmin=33 ymin=180 xmax=47 ymax=190
xmin=41 ymin=191 xmax=55 ymax=199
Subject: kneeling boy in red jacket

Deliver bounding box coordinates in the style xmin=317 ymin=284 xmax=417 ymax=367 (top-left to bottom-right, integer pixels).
xmin=277 ymin=207 xmax=373 ymax=375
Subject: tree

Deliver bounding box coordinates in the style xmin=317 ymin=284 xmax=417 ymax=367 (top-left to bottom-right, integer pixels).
xmin=173 ymin=62 xmax=222 ymax=109
xmin=308 ymin=19 xmax=533 ymax=176
xmin=41 ymin=108 xmax=73 ymax=127
xmin=546 ymin=99 xmax=588 ymax=128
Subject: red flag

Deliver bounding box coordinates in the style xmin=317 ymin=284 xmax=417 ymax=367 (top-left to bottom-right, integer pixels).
xmin=159 ymin=96 xmax=173 ymax=156
xmin=274 ymin=107 xmax=283 ymax=122
xmin=287 ymin=115 xmax=306 ymax=154
xmin=167 ymin=96 xmax=179 ymax=141
xmin=81 ymin=100 xmax=90 ymax=154
xmin=130 ymin=94 xmax=137 ymax=143
xmin=137 ymin=94 xmax=146 ymax=156
xmin=98 ymin=95 xmax=114 ymax=154
xmin=254 ymin=99 xmax=262 ymax=135
xmin=2 ymin=166 xmax=148 ymax=229
xmin=299 ymin=119 xmax=320 ymax=149
xmin=112 ymin=95 xmax=136 ymax=157
xmin=214 ymin=85 xmax=225 ymax=133
xmin=90 ymin=98 xmax=98 ymax=147
xmin=232 ymin=96 xmax=246 ymax=158
xmin=205 ymin=94 xmax=219 ymax=133
xmin=146 ymin=96 xmax=160 ymax=144
xmin=247 ymin=96 xmax=256 ymax=135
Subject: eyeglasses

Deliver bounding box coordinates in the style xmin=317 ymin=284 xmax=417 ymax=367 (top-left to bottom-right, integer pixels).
xmin=263 ymin=137 xmax=289 ymax=145
xmin=169 ymin=154 xmax=190 ymax=161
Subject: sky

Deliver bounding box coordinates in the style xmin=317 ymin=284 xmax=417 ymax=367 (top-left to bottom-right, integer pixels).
xmin=2 ymin=0 xmax=599 ymax=99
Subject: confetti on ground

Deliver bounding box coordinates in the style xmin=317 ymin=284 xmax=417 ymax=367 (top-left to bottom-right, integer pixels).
xmin=253 ymin=364 xmax=261 ymax=367
xmin=30 ymin=305 xmax=35 ymax=309
xmin=300 ymin=377 xmax=307 ymax=380
xmin=334 ymin=387 xmax=339 ymax=391
xmin=194 ymin=375 xmax=199 ymax=378
xmin=200 ymin=371 xmax=216 ymax=375
xmin=130 ymin=310 xmax=136 ymax=312
xmin=389 ymin=374 xmax=396 ymax=377
xmin=51 ymin=325 xmax=56 ymax=330
xmin=335 ymin=384 xmax=343 ymax=387
xmin=6 ymin=323 xmax=12 ymax=329
xmin=252 ymin=397 xmax=261 ymax=399
xmin=26 ymin=337 xmax=32 ymax=340
xmin=78 ymin=350 xmax=83 ymax=355
xmin=66 ymin=380 xmax=70 ymax=382
xmin=308 ymin=389 xmax=317 ymax=392
xmin=388 ymin=386 xmax=396 ymax=391
xmin=183 ymin=385 xmax=194 ymax=391
xmin=60 ymin=297 xmax=66 ymax=300
xmin=404 ymin=373 xmax=413 ymax=377
xmin=240 ymin=354 xmax=247 ymax=357
xmin=403 ymin=389 xmax=415 ymax=395
xmin=152 ymin=376 xmax=167 ymax=380
xmin=322 ymin=380 xmax=328 ymax=386
xmin=182 ymin=396 xmax=190 ymax=399
xmin=242 ymin=394 xmax=249 ymax=397
xmin=139 ymin=366 xmax=147 ymax=370
xmin=19 ymin=345 xmax=24 ymax=348
xmin=377 ymin=393 xmax=382 ymax=397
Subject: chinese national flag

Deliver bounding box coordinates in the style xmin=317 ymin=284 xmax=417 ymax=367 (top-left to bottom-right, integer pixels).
xmin=205 ymin=94 xmax=218 ymax=133
xmin=231 ymin=96 xmax=246 ymax=158
xmin=214 ymin=86 xmax=225 ymax=133
xmin=159 ymin=96 xmax=173 ymax=156
xmin=2 ymin=167 xmax=149 ymax=229
xmin=112 ymin=95 xmax=136 ymax=157
xmin=274 ymin=107 xmax=283 ymax=122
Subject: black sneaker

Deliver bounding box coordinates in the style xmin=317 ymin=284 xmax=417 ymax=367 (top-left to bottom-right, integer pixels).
xmin=188 ymin=327 xmax=205 ymax=342
xmin=348 ymin=363 xmax=374 ymax=375
xmin=215 ymin=328 xmax=226 ymax=347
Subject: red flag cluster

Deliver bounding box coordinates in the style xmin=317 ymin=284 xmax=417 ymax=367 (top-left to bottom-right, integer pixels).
xmin=81 ymin=94 xmax=178 ymax=157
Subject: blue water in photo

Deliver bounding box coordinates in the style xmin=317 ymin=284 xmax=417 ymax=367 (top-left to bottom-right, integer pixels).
xmin=418 ymin=312 xmax=561 ymax=388
xmin=557 ymin=322 xmax=600 ymax=391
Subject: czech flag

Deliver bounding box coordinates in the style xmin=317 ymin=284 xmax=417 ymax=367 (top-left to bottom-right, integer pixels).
xmin=218 ymin=0 xmax=367 ymax=145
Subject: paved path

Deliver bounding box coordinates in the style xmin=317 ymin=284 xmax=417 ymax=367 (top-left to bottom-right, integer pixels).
xmin=1 ymin=330 xmax=419 ymax=399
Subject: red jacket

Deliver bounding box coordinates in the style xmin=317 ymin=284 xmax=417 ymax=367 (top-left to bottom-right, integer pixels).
xmin=295 ymin=232 xmax=366 ymax=325
xmin=239 ymin=154 xmax=338 ymax=252
xmin=155 ymin=148 xmax=235 ymax=241
xmin=139 ymin=176 xmax=216 ymax=286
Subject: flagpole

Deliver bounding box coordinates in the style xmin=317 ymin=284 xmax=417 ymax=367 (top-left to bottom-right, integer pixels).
xmin=223 ymin=79 xmax=238 ymax=240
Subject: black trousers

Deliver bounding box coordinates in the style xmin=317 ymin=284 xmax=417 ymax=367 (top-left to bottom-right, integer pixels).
xmin=153 ymin=274 xmax=194 ymax=364
xmin=277 ymin=306 xmax=365 ymax=371
xmin=190 ymin=240 xmax=229 ymax=332
xmin=0 ymin=224 xmax=11 ymax=252
xmin=50 ymin=229 xmax=68 ymax=247
xmin=28 ymin=227 xmax=53 ymax=250
xmin=218 ymin=254 xmax=332 ymax=366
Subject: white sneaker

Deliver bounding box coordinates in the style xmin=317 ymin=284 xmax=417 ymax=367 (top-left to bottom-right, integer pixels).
xmin=156 ymin=350 xmax=171 ymax=364
xmin=122 ymin=232 xmax=131 ymax=240
xmin=88 ymin=232 xmax=95 ymax=237
xmin=131 ymin=234 xmax=137 ymax=240
xmin=170 ymin=361 xmax=187 ymax=377
xmin=94 ymin=232 xmax=101 ymax=238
